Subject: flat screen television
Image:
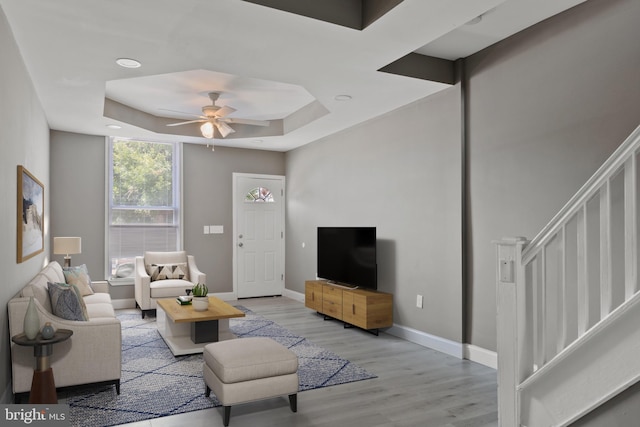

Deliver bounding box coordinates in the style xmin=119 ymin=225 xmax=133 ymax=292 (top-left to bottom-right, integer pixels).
xmin=317 ymin=227 xmax=377 ymax=290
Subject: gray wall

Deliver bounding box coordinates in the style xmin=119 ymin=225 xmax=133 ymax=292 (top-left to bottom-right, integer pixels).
xmin=0 ymin=8 xmax=50 ymax=402
xmin=49 ymin=131 xmax=105 ymax=278
xmin=285 ymin=87 xmax=463 ymax=342
xmin=465 ymin=0 xmax=640 ymax=350
xmin=285 ymin=0 xmax=640 ymax=350
xmin=183 ymin=144 xmax=285 ymax=293
xmin=3 ymin=0 xmax=640 ymax=406
xmin=48 ymin=135 xmax=285 ymax=294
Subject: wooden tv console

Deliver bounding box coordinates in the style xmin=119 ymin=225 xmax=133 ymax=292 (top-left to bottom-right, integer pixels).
xmin=304 ymin=280 xmax=393 ymax=334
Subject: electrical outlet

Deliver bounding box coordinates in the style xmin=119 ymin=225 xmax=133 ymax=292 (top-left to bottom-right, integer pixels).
xmin=416 ymin=294 xmax=423 ymax=308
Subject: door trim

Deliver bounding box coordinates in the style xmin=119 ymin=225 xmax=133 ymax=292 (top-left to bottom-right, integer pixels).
xmin=232 ymin=173 xmax=286 ymax=298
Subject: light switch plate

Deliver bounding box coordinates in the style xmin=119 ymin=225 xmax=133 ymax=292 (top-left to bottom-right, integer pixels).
xmin=203 ymin=226 xmax=210 ymax=234
xmin=210 ymin=225 xmax=224 ymax=234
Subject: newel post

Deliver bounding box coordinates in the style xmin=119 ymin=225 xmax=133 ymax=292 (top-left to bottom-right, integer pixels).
xmin=495 ymin=236 xmax=527 ymax=427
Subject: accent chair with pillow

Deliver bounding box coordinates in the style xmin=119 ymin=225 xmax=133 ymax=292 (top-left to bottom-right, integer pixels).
xmin=134 ymin=251 xmax=206 ymax=318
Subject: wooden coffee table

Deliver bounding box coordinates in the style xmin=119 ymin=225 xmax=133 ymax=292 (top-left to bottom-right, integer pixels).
xmin=156 ymin=296 xmax=245 ymax=356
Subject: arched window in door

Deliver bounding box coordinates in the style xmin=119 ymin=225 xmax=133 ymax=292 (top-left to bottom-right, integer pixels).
xmin=245 ymin=187 xmax=274 ymax=203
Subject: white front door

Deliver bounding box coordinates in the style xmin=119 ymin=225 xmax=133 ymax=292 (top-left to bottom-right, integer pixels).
xmin=233 ymin=173 xmax=285 ymax=298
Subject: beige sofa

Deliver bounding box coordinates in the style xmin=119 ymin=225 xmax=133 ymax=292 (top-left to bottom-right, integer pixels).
xmin=7 ymin=261 xmax=121 ymax=401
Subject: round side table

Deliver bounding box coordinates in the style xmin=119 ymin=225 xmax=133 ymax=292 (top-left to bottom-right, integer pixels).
xmin=12 ymin=328 xmax=73 ymax=403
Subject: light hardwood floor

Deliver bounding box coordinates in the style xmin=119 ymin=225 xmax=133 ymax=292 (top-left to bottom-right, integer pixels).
xmin=117 ymin=296 xmax=498 ymax=427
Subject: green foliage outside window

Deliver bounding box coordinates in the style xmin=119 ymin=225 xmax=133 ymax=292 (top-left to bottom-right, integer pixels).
xmin=111 ymin=139 xmax=175 ymax=225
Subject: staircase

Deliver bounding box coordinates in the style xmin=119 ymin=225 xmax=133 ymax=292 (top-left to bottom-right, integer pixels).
xmin=495 ymin=124 xmax=640 ymax=427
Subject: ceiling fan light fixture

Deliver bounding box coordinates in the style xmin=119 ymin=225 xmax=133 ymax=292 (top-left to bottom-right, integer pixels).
xmin=216 ymin=121 xmax=235 ymax=138
xmin=200 ymin=121 xmax=215 ymax=139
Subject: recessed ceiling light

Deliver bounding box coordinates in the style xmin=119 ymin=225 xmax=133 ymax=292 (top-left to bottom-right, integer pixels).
xmin=335 ymin=94 xmax=352 ymax=101
xmin=106 ymin=124 xmax=122 ymax=129
xmin=116 ymin=58 xmax=141 ymax=68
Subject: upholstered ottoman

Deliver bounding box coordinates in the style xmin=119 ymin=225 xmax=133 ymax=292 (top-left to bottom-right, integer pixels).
xmin=203 ymin=337 xmax=299 ymax=426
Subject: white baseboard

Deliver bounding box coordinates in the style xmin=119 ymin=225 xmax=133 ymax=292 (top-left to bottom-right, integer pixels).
xmin=212 ymin=292 xmax=238 ymax=301
xmin=464 ymin=344 xmax=498 ymax=369
xmin=212 ymin=290 xmax=303 ymax=302
xmin=386 ymin=324 xmax=464 ymax=359
xmin=385 ymin=325 xmax=497 ymax=369
xmin=283 ymin=288 xmax=304 ymax=303
xmin=111 ymin=298 xmax=136 ymax=309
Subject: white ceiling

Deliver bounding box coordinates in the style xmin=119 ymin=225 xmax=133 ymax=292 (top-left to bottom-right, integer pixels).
xmin=0 ymin=0 xmax=588 ymax=151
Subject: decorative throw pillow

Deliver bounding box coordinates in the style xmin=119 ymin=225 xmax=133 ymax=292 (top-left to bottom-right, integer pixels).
xmin=114 ymin=262 xmax=134 ymax=278
xmin=63 ymin=264 xmax=94 ymax=296
xmin=71 ymin=283 xmax=90 ymax=320
xmin=47 ymin=282 xmax=88 ymax=321
xmin=146 ymin=263 xmax=189 ymax=281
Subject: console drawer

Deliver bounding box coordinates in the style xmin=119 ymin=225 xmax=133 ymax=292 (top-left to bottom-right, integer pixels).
xmin=322 ymin=285 xmax=342 ymax=319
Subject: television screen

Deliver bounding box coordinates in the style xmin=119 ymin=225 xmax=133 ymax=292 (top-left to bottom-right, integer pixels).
xmin=317 ymin=227 xmax=377 ymax=289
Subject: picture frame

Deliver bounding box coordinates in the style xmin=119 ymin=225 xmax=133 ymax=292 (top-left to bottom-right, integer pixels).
xmin=17 ymin=165 xmax=44 ymax=263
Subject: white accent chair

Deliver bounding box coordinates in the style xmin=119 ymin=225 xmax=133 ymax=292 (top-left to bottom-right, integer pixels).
xmin=134 ymin=251 xmax=206 ymax=318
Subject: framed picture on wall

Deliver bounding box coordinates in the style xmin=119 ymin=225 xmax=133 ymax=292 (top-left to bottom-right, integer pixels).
xmin=17 ymin=165 xmax=44 ymax=263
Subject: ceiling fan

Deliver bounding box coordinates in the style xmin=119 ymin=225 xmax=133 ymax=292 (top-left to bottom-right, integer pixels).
xmin=165 ymin=92 xmax=270 ymax=138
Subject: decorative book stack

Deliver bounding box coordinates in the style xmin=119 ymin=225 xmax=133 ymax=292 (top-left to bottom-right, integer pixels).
xmin=176 ymin=296 xmax=192 ymax=305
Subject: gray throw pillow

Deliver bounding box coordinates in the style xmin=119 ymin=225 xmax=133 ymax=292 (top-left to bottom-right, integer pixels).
xmin=47 ymin=281 xmax=87 ymax=321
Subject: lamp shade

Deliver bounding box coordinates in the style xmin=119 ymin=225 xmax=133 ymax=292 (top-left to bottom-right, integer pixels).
xmin=200 ymin=121 xmax=215 ymax=139
xmin=53 ymin=237 xmax=82 ymax=255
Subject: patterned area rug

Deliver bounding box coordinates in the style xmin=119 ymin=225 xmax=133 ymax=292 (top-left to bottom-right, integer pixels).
xmin=65 ymin=306 xmax=376 ymax=427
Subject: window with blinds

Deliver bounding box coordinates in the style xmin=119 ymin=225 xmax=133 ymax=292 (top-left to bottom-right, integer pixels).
xmin=107 ymin=138 xmax=181 ymax=279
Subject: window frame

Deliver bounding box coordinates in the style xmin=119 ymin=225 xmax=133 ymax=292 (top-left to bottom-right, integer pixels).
xmin=244 ymin=187 xmax=275 ymax=203
xmin=105 ymin=137 xmax=183 ymax=281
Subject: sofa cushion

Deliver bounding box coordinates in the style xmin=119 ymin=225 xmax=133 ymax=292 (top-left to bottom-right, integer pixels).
xmin=47 ymin=282 xmax=88 ymax=321
xmin=85 ymin=302 xmax=116 ymax=320
xmin=150 ymin=279 xmax=192 ymax=298
xmin=146 ymin=263 xmax=189 ymax=281
xmin=63 ymin=264 xmax=94 ymax=296
xmin=83 ymin=291 xmax=115 ymax=319
xmin=83 ymin=293 xmax=112 ymax=305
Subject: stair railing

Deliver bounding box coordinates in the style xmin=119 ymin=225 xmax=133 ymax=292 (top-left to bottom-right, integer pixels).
xmin=495 ymin=124 xmax=640 ymax=426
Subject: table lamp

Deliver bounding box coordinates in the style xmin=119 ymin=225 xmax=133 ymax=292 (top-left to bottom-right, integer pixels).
xmin=53 ymin=237 xmax=81 ymax=268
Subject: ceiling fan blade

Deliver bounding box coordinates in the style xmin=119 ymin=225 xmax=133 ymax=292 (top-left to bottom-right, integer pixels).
xmin=158 ymin=108 xmax=205 ymax=119
xmin=214 ymin=121 xmax=236 ymax=138
xmin=213 ymin=105 xmax=237 ymax=118
xmin=219 ymin=117 xmax=270 ymax=127
xmin=166 ymin=119 xmax=205 ymax=127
